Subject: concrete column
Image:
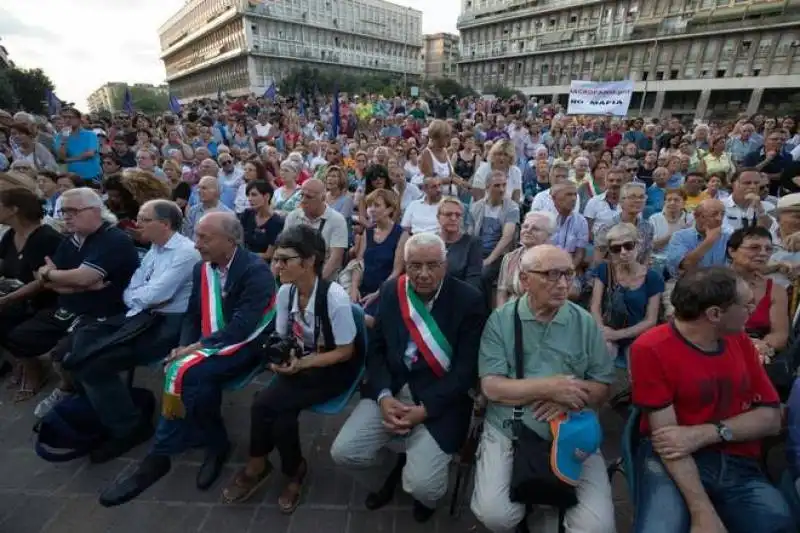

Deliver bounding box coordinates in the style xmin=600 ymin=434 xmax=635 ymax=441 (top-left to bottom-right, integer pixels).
xmin=746 ymin=88 xmax=764 ymax=116
xmin=695 ymin=89 xmax=712 ymax=120
xmin=653 ymin=90 xmax=666 ymax=117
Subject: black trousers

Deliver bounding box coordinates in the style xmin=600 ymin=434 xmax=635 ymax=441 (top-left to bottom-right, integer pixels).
xmin=4 ymin=308 xmax=74 ymax=360
xmin=250 ymin=370 xmax=352 ymax=475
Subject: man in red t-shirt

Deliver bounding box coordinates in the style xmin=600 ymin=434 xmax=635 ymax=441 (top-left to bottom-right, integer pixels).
xmin=630 ymin=267 xmax=794 ymax=533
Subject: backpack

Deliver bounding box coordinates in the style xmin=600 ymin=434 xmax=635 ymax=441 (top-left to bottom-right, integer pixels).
xmin=33 ymin=387 xmax=155 ymax=462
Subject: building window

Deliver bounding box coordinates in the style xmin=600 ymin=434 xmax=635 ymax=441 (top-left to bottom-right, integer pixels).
xmin=655 ymin=71 xmax=664 ymax=80
xmin=641 ymin=71 xmax=649 ymax=81
xmin=752 ymin=68 xmax=761 ymax=76
xmin=716 ymin=69 xmax=726 ymax=78
xmin=670 ymin=69 xmax=679 ymax=79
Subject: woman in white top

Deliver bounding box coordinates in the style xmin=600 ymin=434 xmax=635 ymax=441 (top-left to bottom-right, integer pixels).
xmin=650 ymin=188 xmax=693 ymax=253
xmin=271 ymin=159 xmax=302 ymax=217
xmin=420 ymin=120 xmax=466 ymax=198
xmin=470 ymin=139 xmax=522 ymax=203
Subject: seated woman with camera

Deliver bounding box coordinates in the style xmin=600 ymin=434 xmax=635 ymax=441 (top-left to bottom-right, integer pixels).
xmin=221 ymin=225 xmax=360 ymax=513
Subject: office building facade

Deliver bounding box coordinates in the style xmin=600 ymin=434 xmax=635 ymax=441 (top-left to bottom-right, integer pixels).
xmin=457 ymin=0 xmax=800 ymax=117
xmin=423 ymin=33 xmax=460 ymax=79
xmin=158 ymin=0 xmax=423 ymax=101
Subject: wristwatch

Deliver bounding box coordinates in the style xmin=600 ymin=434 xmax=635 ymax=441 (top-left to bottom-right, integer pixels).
xmin=715 ymin=422 xmax=733 ymax=442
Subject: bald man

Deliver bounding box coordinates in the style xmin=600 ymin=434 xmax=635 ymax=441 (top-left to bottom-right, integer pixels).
xmin=472 ymin=244 xmax=615 ymax=533
xmin=183 ymin=175 xmax=232 ymax=239
xmin=284 ymin=178 xmax=348 ymax=280
xmin=665 ymin=198 xmax=731 ymax=277
xmin=100 ymin=210 xmax=276 ymax=507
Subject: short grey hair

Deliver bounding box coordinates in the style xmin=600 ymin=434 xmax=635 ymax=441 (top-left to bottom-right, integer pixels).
xmin=621 ymin=182 xmax=646 ymax=199
xmin=60 ymin=187 xmax=103 ymax=209
xmin=143 ymin=199 xmax=183 ymax=231
xmin=218 ymin=212 xmax=244 ymax=244
xmin=606 ymin=222 xmax=639 ymax=244
xmin=404 ymin=232 xmax=447 ymax=262
xmin=524 ymin=210 xmax=557 ymax=235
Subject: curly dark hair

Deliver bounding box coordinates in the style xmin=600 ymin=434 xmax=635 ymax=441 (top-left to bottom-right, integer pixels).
xmin=364 ymin=163 xmax=390 ymax=195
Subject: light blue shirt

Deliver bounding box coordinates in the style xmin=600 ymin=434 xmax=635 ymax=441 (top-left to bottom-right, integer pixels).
xmin=54 ymin=129 xmax=101 ymax=181
xmin=183 ymin=201 xmax=233 ymax=239
xmin=123 ymin=232 xmax=200 ymax=316
xmin=665 ymin=226 xmax=731 ymax=277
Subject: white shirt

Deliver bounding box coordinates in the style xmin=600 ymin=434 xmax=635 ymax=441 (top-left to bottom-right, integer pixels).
xmin=275 ymin=279 xmax=356 ymax=352
xmin=123 ymin=232 xmax=200 ymax=317
xmin=723 ymin=195 xmax=778 ymax=235
xmin=395 ymin=183 xmax=423 ymax=214
xmin=584 ymin=192 xmax=621 ymax=228
xmin=531 ymin=188 xmax=580 ymax=215
xmin=234 ymin=182 xmax=250 ymax=214
xmin=401 ymin=198 xmax=441 ymax=234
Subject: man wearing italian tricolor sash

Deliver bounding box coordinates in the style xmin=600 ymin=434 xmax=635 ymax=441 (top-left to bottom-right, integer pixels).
xmin=100 ymin=212 xmax=276 ymax=508
xmin=331 ymin=233 xmax=486 ymax=523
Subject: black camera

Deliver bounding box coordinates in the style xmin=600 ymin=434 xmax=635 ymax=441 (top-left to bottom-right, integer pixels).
xmin=263 ymin=334 xmax=301 ymax=366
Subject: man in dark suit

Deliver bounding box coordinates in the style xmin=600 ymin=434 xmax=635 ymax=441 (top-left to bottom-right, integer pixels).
xmin=99 ymin=211 xmax=276 ymax=507
xmin=331 ymin=232 xmax=485 ymax=523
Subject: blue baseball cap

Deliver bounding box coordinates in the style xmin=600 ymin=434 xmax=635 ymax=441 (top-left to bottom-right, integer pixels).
xmin=549 ymin=411 xmax=603 ymax=486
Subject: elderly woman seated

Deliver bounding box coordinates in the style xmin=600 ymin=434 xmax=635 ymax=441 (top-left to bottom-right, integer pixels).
xmin=590 ymin=222 xmax=665 ymax=368
xmin=495 ymin=211 xmax=557 ymax=307
xmin=728 ymin=226 xmax=789 ymax=365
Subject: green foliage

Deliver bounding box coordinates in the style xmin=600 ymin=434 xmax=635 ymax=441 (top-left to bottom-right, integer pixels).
xmin=482 ymin=85 xmax=523 ymax=100
xmin=0 ymin=69 xmax=17 ymax=110
xmin=427 ymin=78 xmax=477 ymax=99
xmin=279 ymin=66 xmax=412 ymax=97
xmin=109 ymin=85 xmax=170 ymax=114
xmin=2 ymin=67 xmax=55 ymax=114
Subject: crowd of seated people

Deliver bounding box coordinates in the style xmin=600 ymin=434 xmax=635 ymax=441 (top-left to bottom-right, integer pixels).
xmin=2 ymin=102 xmax=800 ymax=533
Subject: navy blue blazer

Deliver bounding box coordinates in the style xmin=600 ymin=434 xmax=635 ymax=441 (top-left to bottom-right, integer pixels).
xmin=365 ymin=274 xmax=486 ymax=454
xmin=179 ymin=246 xmax=276 ymax=349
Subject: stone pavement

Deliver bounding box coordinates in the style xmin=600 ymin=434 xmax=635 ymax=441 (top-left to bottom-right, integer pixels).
xmin=0 ymin=368 xmax=634 ymax=533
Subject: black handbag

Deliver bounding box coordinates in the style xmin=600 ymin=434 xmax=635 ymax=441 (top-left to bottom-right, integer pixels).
xmin=602 ymin=265 xmax=629 ymax=330
xmin=508 ymin=298 xmax=579 ymax=508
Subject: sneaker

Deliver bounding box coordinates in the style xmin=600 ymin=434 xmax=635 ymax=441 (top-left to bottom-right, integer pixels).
xmin=34 ymin=388 xmax=72 ymax=418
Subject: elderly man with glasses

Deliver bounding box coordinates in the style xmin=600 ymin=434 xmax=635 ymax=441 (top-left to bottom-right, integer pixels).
xmin=216 ymin=153 xmax=244 ymax=209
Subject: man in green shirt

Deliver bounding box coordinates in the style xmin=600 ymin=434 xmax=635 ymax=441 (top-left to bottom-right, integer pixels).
xmin=409 ymin=101 xmax=426 ymax=121
xmin=470 ymin=245 xmax=617 ymax=533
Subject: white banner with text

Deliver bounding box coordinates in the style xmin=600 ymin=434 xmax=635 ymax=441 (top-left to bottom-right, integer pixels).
xmin=567 ymin=80 xmax=634 ymax=116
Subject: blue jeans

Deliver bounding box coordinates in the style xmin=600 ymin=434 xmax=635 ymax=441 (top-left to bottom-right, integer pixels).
xmin=633 ymin=439 xmax=795 ymax=533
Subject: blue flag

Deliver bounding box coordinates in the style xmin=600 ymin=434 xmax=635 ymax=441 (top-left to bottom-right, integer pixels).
xmin=331 ymin=84 xmax=340 ymax=139
xmin=46 ymin=89 xmax=61 ymax=116
xmin=169 ymin=94 xmax=181 ymax=114
xmin=123 ymin=87 xmax=134 ymax=115
xmin=264 ymin=81 xmax=277 ymax=102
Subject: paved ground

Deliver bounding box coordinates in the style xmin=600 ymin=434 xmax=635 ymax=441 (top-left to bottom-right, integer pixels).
xmin=0 ymin=367 xmax=635 ymax=533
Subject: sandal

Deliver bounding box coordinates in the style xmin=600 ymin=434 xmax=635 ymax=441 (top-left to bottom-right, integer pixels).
xmin=278 ymin=459 xmax=307 ymax=515
xmin=221 ymin=462 xmax=273 ymax=504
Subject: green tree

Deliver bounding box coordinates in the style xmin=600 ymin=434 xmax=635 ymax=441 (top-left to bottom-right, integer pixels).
xmin=0 ymin=69 xmax=17 ymax=110
xmin=483 ymin=85 xmax=523 ymax=100
xmin=5 ymin=67 xmax=55 ymax=114
xmin=427 ymin=78 xmax=477 ymax=99
xmin=109 ymin=85 xmax=170 ymax=114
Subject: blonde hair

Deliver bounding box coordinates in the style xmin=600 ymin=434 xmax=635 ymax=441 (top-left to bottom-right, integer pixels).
xmin=365 ymin=188 xmax=400 ymax=220
xmin=324 ymin=165 xmax=347 ymax=190
xmin=437 ymin=196 xmax=464 ymax=216
xmin=606 ymin=222 xmax=639 ymax=244
xmin=489 ymin=139 xmax=515 ymax=162
xmin=428 ymin=119 xmax=451 ymax=140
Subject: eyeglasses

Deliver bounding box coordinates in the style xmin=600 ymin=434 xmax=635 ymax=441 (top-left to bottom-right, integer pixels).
xmin=440 ymin=211 xmax=463 ymax=219
xmin=739 ymin=244 xmax=774 ymax=254
xmin=136 ymin=216 xmax=154 ymax=224
xmin=273 ymin=255 xmax=300 ymax=265
xmin=60 ymin=207 xmax=94 ymax=217
xmin=220 ymin=160 xmax=233 ymax=165
xmin=609 ymin=241 xmax=636 ymax=254
xmin=525 ymin=268 xmax=575 ymax=282
xmin=407 ymin=261 xmax=444 ymax=274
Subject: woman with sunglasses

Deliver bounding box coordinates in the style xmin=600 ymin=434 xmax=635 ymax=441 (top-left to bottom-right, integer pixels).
xmin=590 ymin=223 xmax=664 ymax=368
xmin=728 ymin=226 xmax=789 ymax=366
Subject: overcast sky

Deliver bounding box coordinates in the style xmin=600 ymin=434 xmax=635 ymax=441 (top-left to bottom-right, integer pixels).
xmin=1 ymin=0 xmax=459 ymax=109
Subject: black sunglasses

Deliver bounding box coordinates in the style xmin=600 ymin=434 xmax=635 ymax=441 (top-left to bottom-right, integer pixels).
xmin=609 ymin=241 xmax=636 ymax=254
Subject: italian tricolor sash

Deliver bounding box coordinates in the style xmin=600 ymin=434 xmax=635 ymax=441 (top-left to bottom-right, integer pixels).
xmin=161 ymin=262 xmax=276 ymax=419
xmin=397 ymin=275 xmax=452 ymax=377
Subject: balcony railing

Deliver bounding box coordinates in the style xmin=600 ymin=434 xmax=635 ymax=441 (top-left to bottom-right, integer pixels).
xmin=245 ymin=1 xmax=422 ymax=47
xmin=458 ymin=9 xmax=800 ymax=62
xmin=457 ymin=0 xmax=604 ymax=28
xmin=251 ymin=37 xmax=422 ymax=74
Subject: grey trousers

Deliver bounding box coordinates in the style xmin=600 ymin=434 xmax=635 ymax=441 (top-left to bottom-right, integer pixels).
xmin=330 ymin=386 xmax=451 ymax=507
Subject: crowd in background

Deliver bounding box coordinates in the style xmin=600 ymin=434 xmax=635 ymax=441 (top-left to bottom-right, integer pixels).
xmin=1 ymin=91 xmax=800 ymax=532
